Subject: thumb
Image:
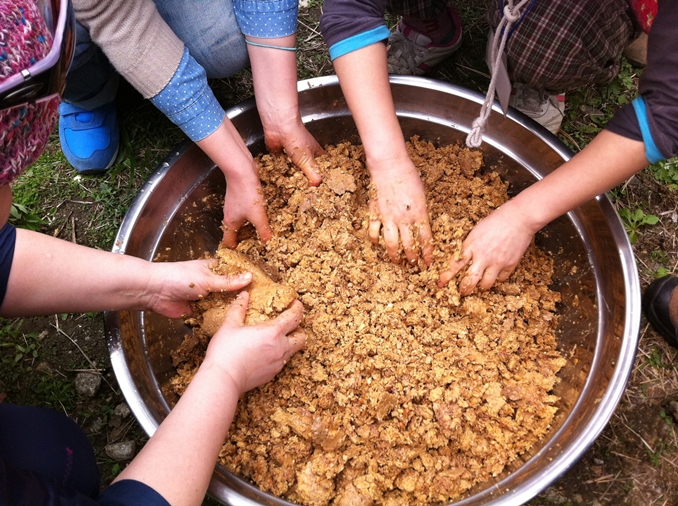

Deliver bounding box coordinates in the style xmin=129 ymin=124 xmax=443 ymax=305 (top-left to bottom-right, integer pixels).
xmin=203 ymin=264 xmax=252 ymax=293
xmin=223 ymin=291 xmax=250 ymax=326
xmin=287 ymin=329 xmax=307 ymax=353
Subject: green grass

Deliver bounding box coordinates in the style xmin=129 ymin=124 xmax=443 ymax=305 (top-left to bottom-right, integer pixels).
xmin=0 ymin=318 xmax=77 ymax=412
xmin=10 ymin=99 xmax=183 ymax=248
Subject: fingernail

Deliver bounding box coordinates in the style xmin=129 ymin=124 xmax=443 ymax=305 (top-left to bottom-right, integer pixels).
xmin=239 ymin=272 xmax=252 ymax=281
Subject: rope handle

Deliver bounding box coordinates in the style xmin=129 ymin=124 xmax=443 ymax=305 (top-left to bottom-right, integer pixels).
xmin=466 ymin=0 xmax=530 ymax=148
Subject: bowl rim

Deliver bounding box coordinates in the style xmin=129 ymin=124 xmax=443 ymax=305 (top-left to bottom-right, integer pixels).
xmin=106 ymin=75 xmax=641 ymax=506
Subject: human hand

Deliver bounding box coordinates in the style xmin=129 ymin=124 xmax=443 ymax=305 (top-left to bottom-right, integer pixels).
xmin=144 ymin=259 xmax=253 ymax=318
xmin=203 ymin=292 xmax=305 ymax=394
xmin=367 ymin=158 xmax=433 ymax=265
xmin=438 ymin=202 xmax=536 ymax=295
xmin=221 ymin=163 xmax=273 ymax=248
xmin=264 ymin=118 xmax=325 ymax=186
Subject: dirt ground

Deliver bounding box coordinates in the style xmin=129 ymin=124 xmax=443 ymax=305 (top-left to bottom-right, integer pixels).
xmin=3 ymin=2 xmax=678 ymax=505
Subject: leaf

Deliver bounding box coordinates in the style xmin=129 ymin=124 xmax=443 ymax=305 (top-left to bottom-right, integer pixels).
xmin=643 ymin=214 xmax=659 ymax=226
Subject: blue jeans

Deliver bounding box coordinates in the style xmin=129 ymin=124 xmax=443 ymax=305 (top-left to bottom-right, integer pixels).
xmin=64 ymin=0 xmax=249 ymax=109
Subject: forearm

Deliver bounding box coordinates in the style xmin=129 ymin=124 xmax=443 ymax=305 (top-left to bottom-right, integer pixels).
xmin=113 ymin=360 xmax=240 ymax=506
xmin=507 ymin=130 xmax=648 ymax=232
xmin=333 ymin=44 xmax=410 ymax=171
xmin=248 ymin=35 xmax=300 ymax=131
xmin=1 ymin=229 xmax=156 ymax=316
xmin=196 ymin=118 xmax=258 ymax=181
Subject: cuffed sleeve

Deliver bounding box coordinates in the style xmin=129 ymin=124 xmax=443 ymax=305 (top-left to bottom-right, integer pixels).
xmin=97 ymin=480 xmax=170 ymax=506
xmin=150 ymin=48 xmax=225 ymax=142
xmin=234 ymin=0 xmax=298 ymax=38
xmin=320 ymin=0 xmax=390 ymax=59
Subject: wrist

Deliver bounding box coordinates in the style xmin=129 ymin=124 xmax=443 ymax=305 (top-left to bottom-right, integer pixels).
xmin=260 ymin=107 xmax=302 ymax=137
xmin=502 ymin=194 xmax=552 ymax=235
xmin=199 ymin=355 xmax=244 ymax=395
xmin=214 ymin=154 xmax=259 ymax=185
xmin=366 ymin=152 xmax=416 ymax=180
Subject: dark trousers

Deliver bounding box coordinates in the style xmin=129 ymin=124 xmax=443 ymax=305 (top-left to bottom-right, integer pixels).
xmin=0 ymin=404 xmax=100 ymax=498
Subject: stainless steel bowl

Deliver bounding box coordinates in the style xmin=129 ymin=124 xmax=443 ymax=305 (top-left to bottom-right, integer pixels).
xmin=105 ymin=75 xmax=641 ymax=505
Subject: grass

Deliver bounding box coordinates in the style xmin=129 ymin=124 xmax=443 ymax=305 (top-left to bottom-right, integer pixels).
xmin=5 ymin=1 xmax=678 ymax=504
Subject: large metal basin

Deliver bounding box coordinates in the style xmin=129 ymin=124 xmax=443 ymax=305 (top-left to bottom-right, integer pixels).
xmin=105 ymin=76 xmax=641 ymax=505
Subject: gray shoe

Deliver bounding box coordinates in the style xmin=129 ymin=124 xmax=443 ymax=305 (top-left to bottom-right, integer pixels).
xmin=509 ymin=83 xmax=565 ymax=135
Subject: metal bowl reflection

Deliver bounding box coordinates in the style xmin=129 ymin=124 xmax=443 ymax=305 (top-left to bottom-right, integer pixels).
xmin=105 ymin=75 xmax=640 ymax=505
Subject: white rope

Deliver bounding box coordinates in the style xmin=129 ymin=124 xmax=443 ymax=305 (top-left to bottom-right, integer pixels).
xmin=466 ymin=0 xmax=531 ymax=148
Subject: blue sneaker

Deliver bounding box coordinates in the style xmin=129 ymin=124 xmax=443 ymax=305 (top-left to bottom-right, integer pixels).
xmin=58 ymin=101 xmax=120 ymax=174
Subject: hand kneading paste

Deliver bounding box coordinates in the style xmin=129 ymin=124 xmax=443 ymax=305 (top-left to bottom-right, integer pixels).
xmin=170 ymin=138 xmax=565 ymax=506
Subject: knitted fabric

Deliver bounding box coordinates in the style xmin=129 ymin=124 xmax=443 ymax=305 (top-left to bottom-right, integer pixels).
xmin=0 ymin=0 xmax=57 ymax=185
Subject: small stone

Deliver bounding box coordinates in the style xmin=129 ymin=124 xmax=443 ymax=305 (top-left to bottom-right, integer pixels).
xmin=37 ymin=330 xmax=49 ymax=340
xmin=668 ymin=401 xmax=678 ymax=423
xmin=35 ymin=362 xmax=53 ymax=375
xmin=593 ymin=458 xmax=604 ymax=465
xmin=105 ymin=441 xmax=136 ymax=462
xmin=542 ymin=487 xmax=567 ymax=504
xmin=75 ymin=372 xmax=101 ymax=398
xmin=573 ymin=494 xmax=583 ymax=504
xmin=114 ymin=402 xmax=131 ymax=419
xmin=90 ymin=417 xmax=104 ymax=433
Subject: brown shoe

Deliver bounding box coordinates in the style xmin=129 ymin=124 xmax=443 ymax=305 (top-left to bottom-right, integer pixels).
xmin=623 ymin=32 xmax=648 ymax=68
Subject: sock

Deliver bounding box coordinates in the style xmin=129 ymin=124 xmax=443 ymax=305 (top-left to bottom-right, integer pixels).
xmin=402 ymin=7 xmax=457 ymax=45
xmin=669 ymin=287 xmax=678 ymax=327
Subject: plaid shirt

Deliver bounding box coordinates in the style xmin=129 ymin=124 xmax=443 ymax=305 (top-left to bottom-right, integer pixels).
xmin=487 ymin=0 xmax=633 ymax=93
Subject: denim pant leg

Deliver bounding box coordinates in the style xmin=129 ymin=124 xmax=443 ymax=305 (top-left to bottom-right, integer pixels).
xmin=63 ymin=21 xmax=119 ymax=110
xmin=153 ymin=0 xmax=249 ymax=79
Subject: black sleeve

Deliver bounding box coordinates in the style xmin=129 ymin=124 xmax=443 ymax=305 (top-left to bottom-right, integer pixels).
xmin=606 ymin=0 xmax=678 ymax=159
xmin=319 ymin=0 xmax=389 ymax=51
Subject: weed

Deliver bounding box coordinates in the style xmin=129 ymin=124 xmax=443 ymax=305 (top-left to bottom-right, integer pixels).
xmin=560 ymin=59 xmax=639 ymax=150
xmin=8 ymin=202 xmax=47 ymax=231
xmin=655 ymin=266 xmax=671 ymax=278
xmin=0 ymin=320 xmax=41 ymax=380
xmin=648 ymin=158 xmax=678 ymax=189
xmin=618 ymin=208 xmax=659 ymax=244
xmin=0 ymin=318 xmax=79 ymax=413
xmin=650 ymin=250 xmax=672 ymax=278
xmin=646 ymin=440 xmax=667 ymax=467
xmin=639 ymin=345 xmax=671 ymax=371
xmin=660 ymin=409 xmax=675 ymax=427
